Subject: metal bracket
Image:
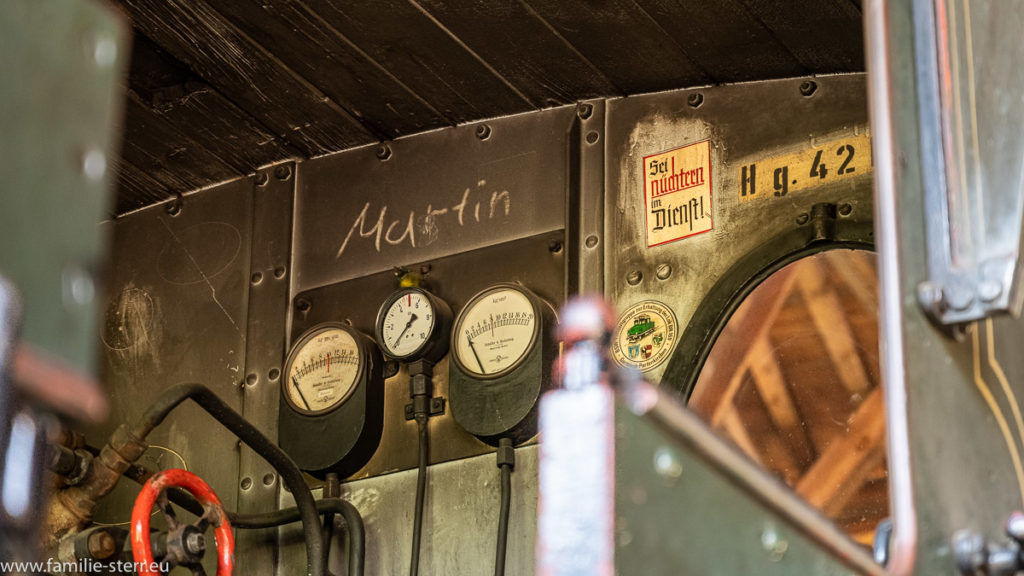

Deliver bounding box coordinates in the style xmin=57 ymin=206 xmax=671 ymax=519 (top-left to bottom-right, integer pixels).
xmin=404 ymin=397 xmax=446 ymax=421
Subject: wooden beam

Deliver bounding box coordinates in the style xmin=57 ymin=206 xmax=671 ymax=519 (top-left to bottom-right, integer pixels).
xmin=823 ymin=250 xmax=878 ymax=313
xmin=797 ymin=260 xmax=872 ymax=394
xmin=695 ymin=266 xmax=799 ymax=420
xmin=795 ymin=387 xmax=886 ymax=515
xmin=748 ymin=337 xmax=817 ymax=467
xmin=720 ymin=409 xmax=763 ymax=466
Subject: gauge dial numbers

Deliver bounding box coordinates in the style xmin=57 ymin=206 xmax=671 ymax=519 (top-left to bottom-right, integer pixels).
xmin=284 ymin=325 xmax=362 ymax=415
xmin=452 ymin=286 xmax=539 ymax=379
xmin=375 ymin=288 xmax=452 ymax=362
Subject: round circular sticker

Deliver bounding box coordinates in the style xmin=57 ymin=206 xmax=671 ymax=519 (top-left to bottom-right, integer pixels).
xmin=611 ymin=300 xmax=678 ymax=372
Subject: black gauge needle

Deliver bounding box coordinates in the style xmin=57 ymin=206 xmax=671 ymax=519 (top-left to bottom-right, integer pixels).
xmin=467 ymin=335 xmax=486 ymax=374
xmin=392 ymin=313 xmax=418 ymax=347
xmin=291 ymin=375 xmax=312 ymax=410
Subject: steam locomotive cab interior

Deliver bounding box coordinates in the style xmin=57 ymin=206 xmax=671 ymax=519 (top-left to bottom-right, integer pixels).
xmin=5 ymin=0 xmax=1024 ymax=575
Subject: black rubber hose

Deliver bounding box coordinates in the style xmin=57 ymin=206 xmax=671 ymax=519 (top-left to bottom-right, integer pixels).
xmin=230 ymin=498 xmax=365 ymax=576
xmin=494 ymin=465 xmax=512 ymax=576
xmin=494 ymin=438 xmax=514 ymax=576
xmin=409 ymin=417 xmax=428 ymax=576
xmin=130 ymin=383 xmax=324 ymax=576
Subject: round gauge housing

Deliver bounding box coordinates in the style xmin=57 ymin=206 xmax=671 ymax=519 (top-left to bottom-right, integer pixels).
xmin=452 ymin=284 xmax=541 ymax=379
xmin=374 ymin=287 xmax=452 ymax=362
xmin=279 ymin=321 xmax=385 ymax=477
xmin=283 ymin=323 xmax=363 ymax=415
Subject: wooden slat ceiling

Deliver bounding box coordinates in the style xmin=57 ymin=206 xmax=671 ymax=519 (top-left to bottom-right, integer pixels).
xmin=109 ymin=0 xmax=865 ymax=215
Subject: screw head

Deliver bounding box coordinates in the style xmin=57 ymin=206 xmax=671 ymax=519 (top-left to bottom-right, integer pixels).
xmin=799 ymin=80 xmax=818 ymax=97
xmin=274 ymin=164 xmax=293 ymax=181
xmin=165 ymin=196 xmax=183 ymax=217
xmin=586 ymin=131 xmax=600 ymax=144
xmin=263 ymin=473 xmax=276 ymax=486
xmin=548 ymin=240 xmax=563 ymax=254
xmin=273 ymin=266 xmax=287 ymax=279
xmin=255 ymin=172 xmax=269 ymax=187
xmin=687 ymin=93 xmax=704 ymax=108
xmin=295 ymin=298 xmax=311 ymax=312
xmin=88 ymin=531 xmax=117 ymax=559
xmin=185 ymin=531 xmax=206 ymax=555
xmin=268 ymin=368 xmax=280 ymax=381
xmin=838 ymin=203 xmax=853 ymax=216
xmin=245 ymin=373 xmax=258 ymax=387
xmin=655 ymin=264 xmax=672 ymax=281
xmin=585 ymin=235 xmax=599 ymax=249
xmin=376 ymin=144 xmax=392 ymax=161
xmin=626 ymin=270 xmax=643 ymax=286
xmin=250 ymin=271 xmax=263 ymax=285
xmin=241 ymin=477 xmax=253 ymax=490
xmin=576 ymin=103 xmax=593 ymax=120
xmin=475 ymin=124 xmax=491 ymax=140
xmin=795 ymin=213 xmax=809 ymax=225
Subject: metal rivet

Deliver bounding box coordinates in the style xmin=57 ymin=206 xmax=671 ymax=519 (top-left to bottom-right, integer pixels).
xmin=263 ymin=473 xmax=276 ymax=486
xmin=656 ymin=264 xmax=672 ymax=280
xmin=687 ymin=93 xmax=704 ymax=108
xmin=549 ymin=241 xmax=563 ymax=254
xmin=274 ymin=165 xmax=292 ymax=181
xmin=586 ymin=131 xmax=600 ymax=144
xmin=799 ymin=80 xmax=818 ymax=97
xmin=762 ymin=525 xmax=788 ymax=561
xmin=165 ymin=196 xmax=182 ymax=217
xmin=475 ymin=124 xmax=491 ymax=140
xmin=241 ymin=477 xmax=253 ymax=490
xmin=295 ymin=298 xmax=311 ymax=312
xmin=250 ymin=272 xmax=263 ymax=285
xmin=626 ymin=270 xmax=643 ymax=286
xmin=273 ymin=266 xmax=287 ymax=279
xmin=979 ymin=280 xmax=1002 ymax=303
xmin=92 ymin=36 xmax=117 ymax=68
xmin=255 ymin=172 xmax=269 ymax=187
xmin=585 ymin=235 xmax=599 ymax=249
xmin=245 ymin=373 xmax=258 ymax=387
xmin=268 ymin=368 xmax=280 ymax=381
xmin=82 ymin=149 xmax=107 ymax=181
xmin=838 ymin=203 xmax=853 ymax=216
xmin=577 ymin=103 xmax=593 ymax=120
xmin=653 ymin=447 xmax=682 ymax=480
xmin=795 ymin=213 xmax=809 ymax=225
xmin=376 ymin=144 xmax=392 ymax=161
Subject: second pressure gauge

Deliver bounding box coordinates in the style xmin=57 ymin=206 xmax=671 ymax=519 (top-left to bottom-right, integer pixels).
xmin=452 ymin=286 xmax=539 ymax=378
xmin=375 ymin=287 xmax=452 ymax=363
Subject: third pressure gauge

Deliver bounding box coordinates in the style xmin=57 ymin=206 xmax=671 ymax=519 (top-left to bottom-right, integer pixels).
xmin=449 ymin=282 xmax=556 ymax=444
xmin=375 ymin=287 xmax=452 ymax=363
xmin=453 ymin=285 xmax=539 ymax=378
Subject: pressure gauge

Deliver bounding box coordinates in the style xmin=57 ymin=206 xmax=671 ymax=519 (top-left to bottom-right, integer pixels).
xmin=449 ymin=283 xmax=556 ymax=444
xmin=452 ymin=286 xmax=539 ymax=378
xmin=375 ymin=287 xmax=452 ymax=363
xmin=278 ymin=322 xmax=385 ymax=478
xmin=284 ymin=325 xmax=361 ymax=414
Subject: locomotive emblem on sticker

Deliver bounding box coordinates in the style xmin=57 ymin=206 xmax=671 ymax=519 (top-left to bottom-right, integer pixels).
xmin=643 ymin=140 xmax=713 ymax=248
xmin=611 ymin=300 xmax=678 ymax=372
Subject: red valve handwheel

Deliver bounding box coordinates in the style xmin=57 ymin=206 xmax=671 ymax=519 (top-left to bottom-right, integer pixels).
xmin=131 ymin=468 xmax=234 ymax=576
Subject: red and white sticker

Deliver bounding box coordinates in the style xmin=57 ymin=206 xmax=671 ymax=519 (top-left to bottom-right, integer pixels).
xmin=642 ymin=140 xmax=713 ymax=247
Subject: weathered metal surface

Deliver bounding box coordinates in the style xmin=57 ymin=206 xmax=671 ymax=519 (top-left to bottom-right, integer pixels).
xmin=0 ymin=0 xmax=125 ymax=378
xmin=292 ymin=106 xmax=574 ymax=292
xmin=92 ymin=178 xmax=253 ymax=552
xmin=276 ymin=446 xmax=539 ymax=576
xmin=291 ymin=231 xmax=563 ymax=479
xmin=869 ymin=1 xmax=1024 ymax=574
xmin=235 ymin=164 xmax=295 ymax=575
xmin=613 ymin=386 xmax=882 ymax=575
xmin=909 ymin=0 xmax=1024 ymax=325
xmin=568 ymin=100 xmax=607 ymax=297
xmin=605 ymin=74 xmax=874 ymax=386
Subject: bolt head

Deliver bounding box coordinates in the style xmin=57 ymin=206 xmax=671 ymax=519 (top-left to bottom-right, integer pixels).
xmin=185 ymin=531 xmax=206 ymax=555
xmin=376 ymin=144 xmax=392 ymax=161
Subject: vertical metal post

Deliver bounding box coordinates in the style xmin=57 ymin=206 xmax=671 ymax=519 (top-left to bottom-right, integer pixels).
xmin=236 ymin=163 xmax=296 ymax=576
xmin=567 ymin=100 xmax=606 ymax=298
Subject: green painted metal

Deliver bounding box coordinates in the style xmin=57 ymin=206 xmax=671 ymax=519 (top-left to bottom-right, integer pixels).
xmin=614 ymin=397 xmax=881 ymax=575
xmin=0 ymin=0 xmax=126 ymax=374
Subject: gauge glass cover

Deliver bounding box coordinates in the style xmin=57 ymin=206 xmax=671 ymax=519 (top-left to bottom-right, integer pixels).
xmin=286 ymin=327 xmax=361 ymax=414
xmin=454 ymin=287 xmax=538 ymax=377
xmin=379 ymin=291 xmax=436 ymax=358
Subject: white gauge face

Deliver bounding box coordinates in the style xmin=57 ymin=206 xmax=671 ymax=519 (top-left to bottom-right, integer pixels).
xmin=454 ymin=287 xmax=538 ymax=377
xmin=286 ymin=327 xmax=361 ymax=414
xmin=379 ymin=291 xmax=436 ymax=358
